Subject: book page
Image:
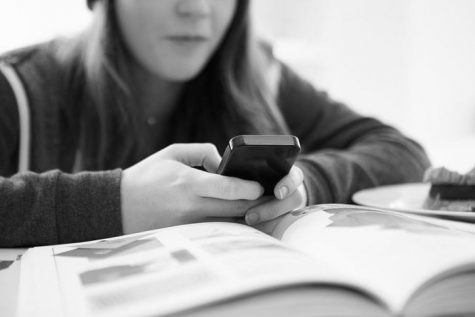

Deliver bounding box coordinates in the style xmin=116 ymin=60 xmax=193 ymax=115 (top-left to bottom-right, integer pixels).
xmin=272 ymin=204 xmax=475 ymax=313
xmin=18 ymin=222 xmax=353 ymax=317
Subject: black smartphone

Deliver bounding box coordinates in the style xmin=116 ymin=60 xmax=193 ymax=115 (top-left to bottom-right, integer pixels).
xmin=216 ymin=135 xmax=301 ymax=195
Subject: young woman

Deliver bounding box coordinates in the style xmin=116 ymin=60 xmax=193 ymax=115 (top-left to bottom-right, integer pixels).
xmin=0 ymin=0 xmax=430 ymax=247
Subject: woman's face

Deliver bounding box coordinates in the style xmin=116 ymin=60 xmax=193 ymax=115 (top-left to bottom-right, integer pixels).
xmin=115 ymin=0 xmax=237 ymax=82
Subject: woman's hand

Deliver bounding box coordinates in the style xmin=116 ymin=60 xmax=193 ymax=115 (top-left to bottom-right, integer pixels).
xmin=120 ymin=143 xmax=264 ymax=234
xmin=244 ymin=166 xmax=307 ymax=226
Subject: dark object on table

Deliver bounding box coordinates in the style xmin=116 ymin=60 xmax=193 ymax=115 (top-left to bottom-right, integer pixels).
xmin=0 ymin=260 xmax=14 ymax=271
xmin=429 ymin=184 xmax=475 ymax=199
xmin=423 ymin=167 xmax=475 ymax=212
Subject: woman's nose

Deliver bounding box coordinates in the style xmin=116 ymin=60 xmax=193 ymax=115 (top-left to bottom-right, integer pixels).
xmin=176 ymin=0 xmax=211 ymax=18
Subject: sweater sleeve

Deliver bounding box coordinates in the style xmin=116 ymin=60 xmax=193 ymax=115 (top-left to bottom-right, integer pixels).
xmin=0 ymin=68 xmax=123 ymax=247
xmin=0 ymin=170 xmax=123 ymax=247
xmin=277 ymin=64 xmax=431 ymax=205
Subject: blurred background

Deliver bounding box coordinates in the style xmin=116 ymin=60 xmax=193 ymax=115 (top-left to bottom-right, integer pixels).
xmin=1 ymin=0 xmax=474 ymax=172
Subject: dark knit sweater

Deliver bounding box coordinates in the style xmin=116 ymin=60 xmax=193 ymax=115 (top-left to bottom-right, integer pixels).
xmin=0 ymin=42 xmax=430 ymax=247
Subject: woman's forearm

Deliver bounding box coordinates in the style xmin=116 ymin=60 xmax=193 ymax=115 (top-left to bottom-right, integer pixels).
xmin=0 ymin=169 xmax=123 ymax=247
xmin=297 ymin=128 xmax=430 ymax=205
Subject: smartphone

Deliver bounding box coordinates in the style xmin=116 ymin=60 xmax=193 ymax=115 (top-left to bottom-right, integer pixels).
xmin=216 ymin=135 xmax=301 ymax=195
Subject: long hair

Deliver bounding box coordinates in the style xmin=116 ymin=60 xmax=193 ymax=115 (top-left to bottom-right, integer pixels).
xmin=58 ymin=0 xmax=289 ymax=169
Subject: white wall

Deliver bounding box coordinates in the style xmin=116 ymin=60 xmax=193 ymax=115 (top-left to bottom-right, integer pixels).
xmin=0 ymin=0 xmax=89 ymax=53
xmin=253 ymin=0 xmax=475 ymax=171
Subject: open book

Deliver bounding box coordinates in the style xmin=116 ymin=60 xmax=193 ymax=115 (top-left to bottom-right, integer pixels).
xmin=17 ymin=204 xmax=475 ymax=317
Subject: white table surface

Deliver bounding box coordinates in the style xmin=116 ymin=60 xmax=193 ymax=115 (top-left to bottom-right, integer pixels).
xmin=0 ymin=248 xmax=27 ymax=317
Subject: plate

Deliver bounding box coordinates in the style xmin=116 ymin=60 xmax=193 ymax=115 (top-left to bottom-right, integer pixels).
xmin=352 ymin=183 xmax=475 ymax=222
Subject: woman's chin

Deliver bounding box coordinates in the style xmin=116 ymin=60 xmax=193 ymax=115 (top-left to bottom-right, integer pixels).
xmin=158 ymin=64 xmax=206 ymax=82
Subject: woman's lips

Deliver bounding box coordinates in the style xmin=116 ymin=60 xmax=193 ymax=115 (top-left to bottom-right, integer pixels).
xmin=166 ymin=35 xmax=208 ymax=47
xmin=168 ymin=35 xmax=208 ymax=41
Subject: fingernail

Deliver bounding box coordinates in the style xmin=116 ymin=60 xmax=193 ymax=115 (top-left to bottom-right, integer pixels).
xmin=246 ymin=213 xmax=259 ymax=225
xmin=257 ymin=185 xmax=265 ymax=197
xmin=278 ymin=186 xmax=288 ymax=199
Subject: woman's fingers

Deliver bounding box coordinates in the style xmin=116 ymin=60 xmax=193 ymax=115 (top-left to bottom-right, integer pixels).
xmin=245 ymin=185 xmax=306 ymax=225
xmin=121 ymin=143 xmax=310 ymax=234
xmin=192 ymin=169 xmax=264 ymax=200
xmin=195 ymin=197 xmax=265 ymax=218
xmin=274 ymin=166 xmax=304 ymax=200
xmin=158 ymin=143 xmax=222 ymax=172
xmin=129 ymin=144 xmax=308 ymax=227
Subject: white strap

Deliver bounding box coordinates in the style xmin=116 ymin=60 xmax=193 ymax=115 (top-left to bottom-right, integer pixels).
xmin=0 ymin=62 xmax=31 ymax=173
